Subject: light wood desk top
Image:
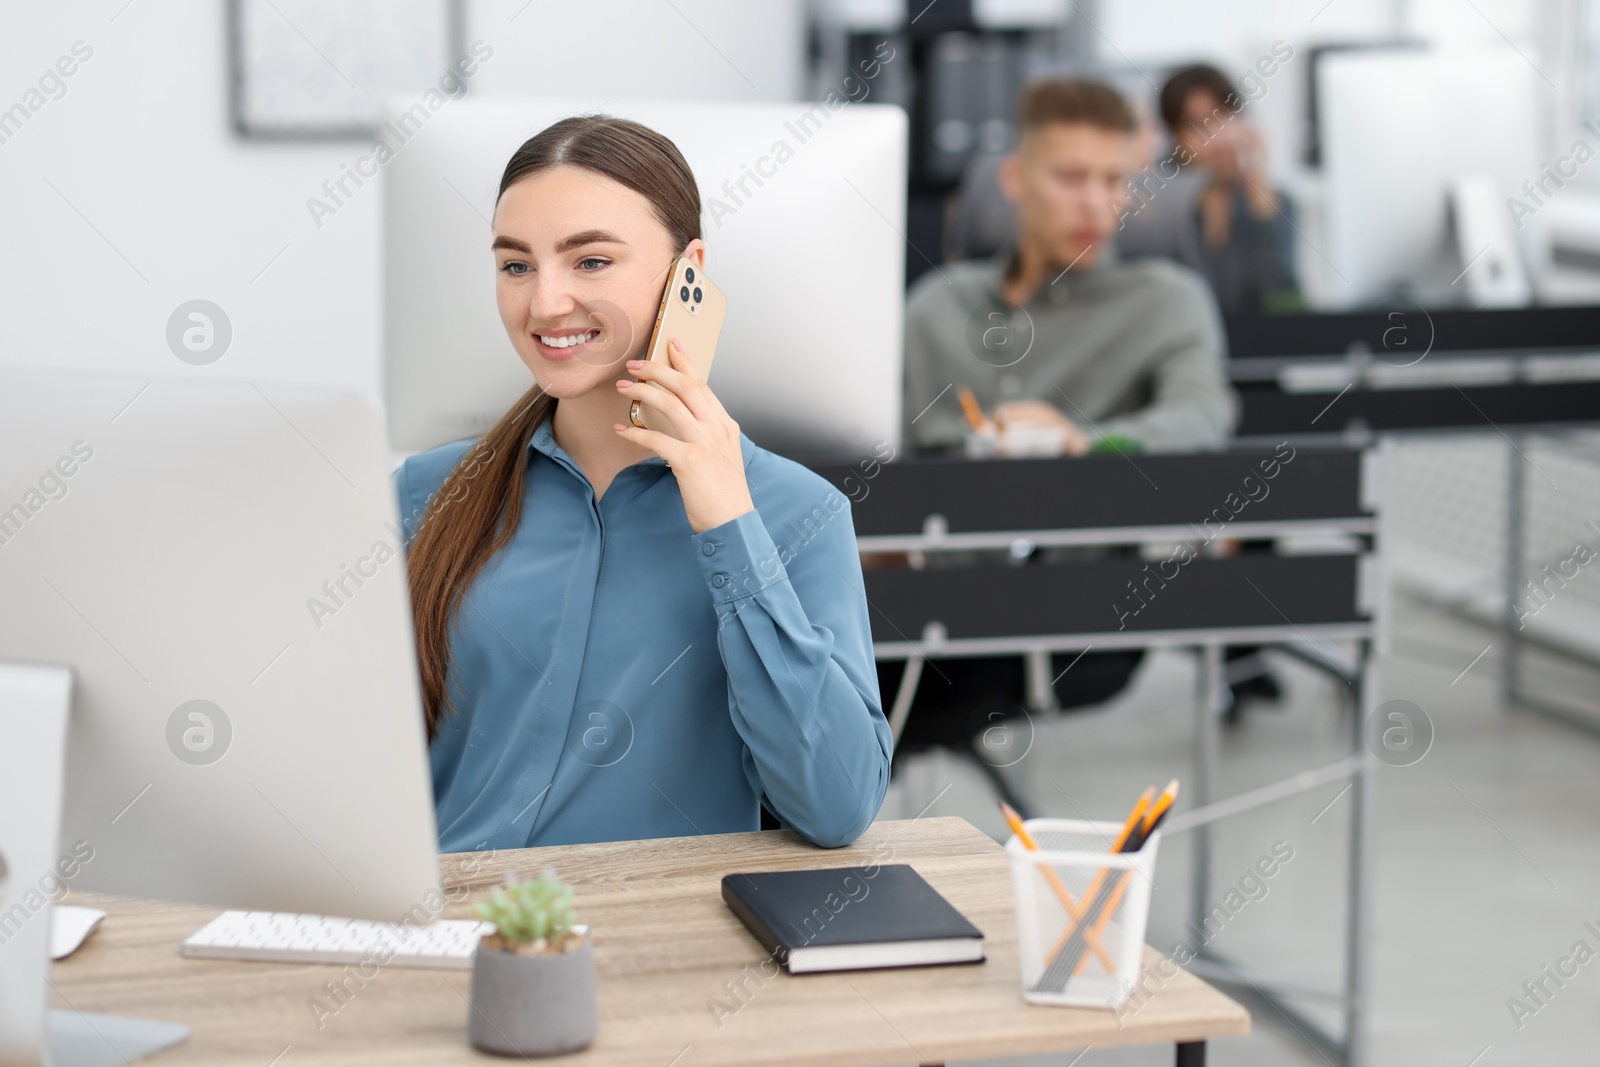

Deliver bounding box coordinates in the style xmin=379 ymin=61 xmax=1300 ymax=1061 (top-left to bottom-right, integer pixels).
xmin=53 ymin=817 xmax=1247 ymax=1066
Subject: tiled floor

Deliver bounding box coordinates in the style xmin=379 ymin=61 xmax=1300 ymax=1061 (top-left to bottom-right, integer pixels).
xmin=879 ymin=596 xmax=1600 ymax=1066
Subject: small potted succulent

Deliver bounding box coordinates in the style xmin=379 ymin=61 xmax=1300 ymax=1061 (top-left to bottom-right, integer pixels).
xmin=467 ymin=868 xmax=597 ymax=1057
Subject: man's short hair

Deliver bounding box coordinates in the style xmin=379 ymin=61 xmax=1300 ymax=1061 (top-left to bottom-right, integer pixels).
xmin=1158 ymin=65 xmax=1240 ymax=131
xmin=1016 ymin=77 xmax=1137 ymax=136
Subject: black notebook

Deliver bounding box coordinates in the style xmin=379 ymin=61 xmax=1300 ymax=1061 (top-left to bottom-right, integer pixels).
xmin=721 ymin=865 xmax=985 ymax=974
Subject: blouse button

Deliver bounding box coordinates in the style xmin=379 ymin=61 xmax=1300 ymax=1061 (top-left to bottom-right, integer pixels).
xmin=703 ymin=542 xmax=720 ymax=556
xmin=711 ymin=574 xmax=728 ymax=587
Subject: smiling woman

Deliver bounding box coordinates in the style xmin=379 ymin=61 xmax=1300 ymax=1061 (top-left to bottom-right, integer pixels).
xmin=396 ymin=115 xmax=891 ymax=852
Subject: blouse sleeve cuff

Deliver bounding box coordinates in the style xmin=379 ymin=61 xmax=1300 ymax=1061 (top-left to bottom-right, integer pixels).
xmin=691 ymin=508 xmax=790 ymax=605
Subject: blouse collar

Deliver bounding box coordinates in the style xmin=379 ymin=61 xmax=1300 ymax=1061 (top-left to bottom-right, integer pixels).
xmin=526 ymin=411 xmax=758 ymax=482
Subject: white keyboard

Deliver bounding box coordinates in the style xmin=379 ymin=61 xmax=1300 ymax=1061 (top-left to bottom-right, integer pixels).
xmin=180 ymin=910 xmax=495 ymax=970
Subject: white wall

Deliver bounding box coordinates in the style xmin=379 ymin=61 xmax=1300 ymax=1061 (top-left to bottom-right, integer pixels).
xmin=1 ymin=2 xmax=384 ymax=391
xmin=1095 ymin=0 xmax=1550 ymax=176
xmin=1097 ymin=0 xmax=1399 ymax=176
xmin=463 ymin=0 xmax=803 ymax=103
xmin=0 ymin=0 xmax=801 ymax=396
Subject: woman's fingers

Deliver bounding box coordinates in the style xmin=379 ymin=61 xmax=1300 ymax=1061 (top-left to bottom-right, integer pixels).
xmin=622 ymin=378 xmax=741 ymax=469
xmin=612 ymin=421 xmax=686 ymax=463
xmin=629 ymin=340 xmax=717 ymax=422
xmin=622 ymin=339 xmax=743 ymax=473
xmin=665 ymin=338 xmax=733 ymax=420
xmin=667 ymin=337 xmax=736 ymax=422
xmin=616 ymin=374 xmax=696 ymax=437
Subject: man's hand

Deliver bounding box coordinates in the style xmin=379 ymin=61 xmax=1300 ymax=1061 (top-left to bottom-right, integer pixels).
xmin=1215 ymin=120 xmax=1278 ymax=219
xmin=992 ymin=400 xmax=1092 ymax=456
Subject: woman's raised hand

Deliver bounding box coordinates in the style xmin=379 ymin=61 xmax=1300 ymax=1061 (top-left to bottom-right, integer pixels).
xmin=613 ymin=338 xmax=755 ymax=533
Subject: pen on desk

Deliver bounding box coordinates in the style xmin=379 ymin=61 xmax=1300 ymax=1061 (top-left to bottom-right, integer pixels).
xmin=956 ymin=385 xmax=987 ymax=432
xmin=1000 ymin=803 xmax=1115 ymax=972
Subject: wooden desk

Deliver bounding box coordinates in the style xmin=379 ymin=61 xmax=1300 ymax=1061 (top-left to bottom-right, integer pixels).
xmin=52 ymin=817 xmax=1247 ymax=1066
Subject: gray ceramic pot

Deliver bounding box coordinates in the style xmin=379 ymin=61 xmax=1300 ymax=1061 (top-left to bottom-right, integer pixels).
xmin=467 ymin=925 xmax=597 ymax=1057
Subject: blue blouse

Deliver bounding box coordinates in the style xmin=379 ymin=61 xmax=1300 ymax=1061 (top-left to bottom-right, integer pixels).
xmin=396 ymin=417 xmax=892 ymax=853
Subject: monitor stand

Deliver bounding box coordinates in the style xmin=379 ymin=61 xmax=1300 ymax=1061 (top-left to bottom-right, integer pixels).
xmin=0 ymin=663 xmax=189 ymax=1067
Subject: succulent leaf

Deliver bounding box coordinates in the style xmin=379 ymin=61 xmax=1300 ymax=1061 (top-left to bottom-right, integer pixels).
xmin=472 ymin=868 xmax=576 ymax=945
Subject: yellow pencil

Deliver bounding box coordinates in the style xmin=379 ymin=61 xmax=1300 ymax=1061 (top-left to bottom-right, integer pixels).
xmin=956 ymin=386 xmax=987 ymax=432
xmin=1038 ymin=786 xmax=1155 ymax=973
xmin=1140 ymin=778 xmax=1180 ymax=836
xmin=1000 ymin=803 xmax=1115 ymax=972
xmin=1069 ymin=779 xmax=1180 ymax=977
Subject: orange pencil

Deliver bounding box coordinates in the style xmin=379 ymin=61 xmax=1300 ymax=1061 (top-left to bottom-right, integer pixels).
xmin=1140 ymin=778 xmax=1180 ymax=837
xmin=956 ymin=386 xmax=987 ymax=431
xmin=1038 ymin=787 xmax=1155 ymax=972
xmin=1104 ymin=787 xmax=1155 ymax=858
xmin=1000 ymin=802 xmax=1039 ymax=848
xmin=1000 ymin=803 xmax=1115 ymax=972
xmin=1069 ymin=779 xmax=1180 ymax=976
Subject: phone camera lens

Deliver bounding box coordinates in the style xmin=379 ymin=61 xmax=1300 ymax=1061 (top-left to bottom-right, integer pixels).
xmin=692 ymin=286 xmax=703 ymax=303
xmin=680 ymin=285 xmax=690 ymax=302
xmin=685 ymin=267 xmax=696 ymax=283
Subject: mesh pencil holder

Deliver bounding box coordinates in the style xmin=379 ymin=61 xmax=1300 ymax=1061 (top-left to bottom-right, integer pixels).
xmin=1004 ymin=818 xmax=1162 ymax=1009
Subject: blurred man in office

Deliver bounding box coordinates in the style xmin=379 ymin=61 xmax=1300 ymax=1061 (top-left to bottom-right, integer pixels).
xmin=1119 ymin=63 xmax=1303 ymax=317
xmin=884 ymin=77 xmax=1244 ymax=758
xmin=903 ymin=77 xmax=1235 ymax=456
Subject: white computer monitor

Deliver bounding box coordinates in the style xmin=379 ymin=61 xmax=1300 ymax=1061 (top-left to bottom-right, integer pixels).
xmin=381 ymin=98 xmax=907 ymax=460
xmin=0 ymin=368 xmax=441 ymax=921
xmin=1316 ymin=45 xmax=1546 ymax=309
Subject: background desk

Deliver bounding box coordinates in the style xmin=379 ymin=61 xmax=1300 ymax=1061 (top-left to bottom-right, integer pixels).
xmin=806 ymin=446 xmax=1379 ymax=1067
xmin=1225 ymin=304 xmax=1600 ymax=440
xmin=1228 ymin=306 xmax=1600 ymax=736
xmin=53 ymin=818 xmax=1246 ymax=1066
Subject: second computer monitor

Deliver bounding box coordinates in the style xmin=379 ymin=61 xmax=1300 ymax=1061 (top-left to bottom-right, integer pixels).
xmin=382 ymin=97 xmax=907 ymax=460
xmin=1316 ymin=45 xmax=1543 ymax=309
xmin=0 ymin=369 xmax=442 ymax=921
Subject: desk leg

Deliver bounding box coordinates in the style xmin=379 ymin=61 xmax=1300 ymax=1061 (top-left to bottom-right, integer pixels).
xmin=1502 ymin=432 xmax=1524 ymax=710
xmin=1345 ymin=637 xmax=1376 ymax=1067
xmin=1189 ymin=643 xmax=1224 ymax=938
xmin=887 ymin=652 xmax=924 ymax=745
xmin=1023 ymin=648 xmax=1059 ymax=713
xmin=1176 ymin=1040 xmax=1206 ymax=1066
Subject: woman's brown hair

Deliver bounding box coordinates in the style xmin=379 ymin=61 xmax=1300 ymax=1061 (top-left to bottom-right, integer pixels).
xmin=406 ymin=114 xmax=703 ymax=740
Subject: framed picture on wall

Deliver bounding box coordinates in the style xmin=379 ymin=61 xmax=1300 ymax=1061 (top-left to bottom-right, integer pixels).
xmin=228 ymin=0 xmax=462 ymax=139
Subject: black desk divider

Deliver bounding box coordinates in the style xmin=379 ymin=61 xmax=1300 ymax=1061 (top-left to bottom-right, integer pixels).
xmin=862 ymin=554 xmax=1366 ymax=645
xmin=808 ymin=446 xmax=1368 ymax=537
